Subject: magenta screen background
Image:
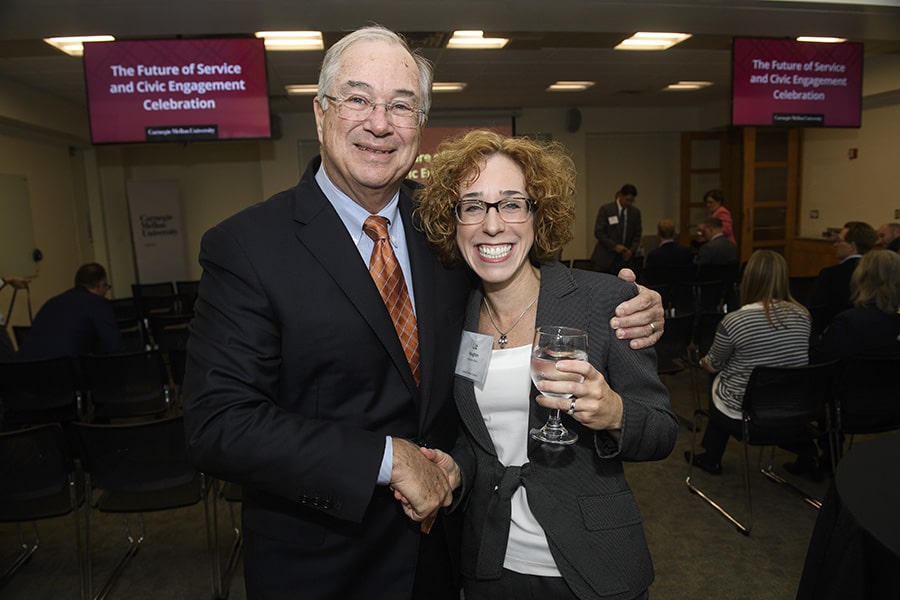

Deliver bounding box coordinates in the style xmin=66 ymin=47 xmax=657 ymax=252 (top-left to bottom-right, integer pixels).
xmin=83 ymin=38 xmax=271 ymax=143
xmin=732 ymin=38 xmax=863 ymax=128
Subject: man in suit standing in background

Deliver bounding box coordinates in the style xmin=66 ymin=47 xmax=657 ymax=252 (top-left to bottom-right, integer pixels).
xmin=591 ymin=183 xmax=643 ymax=274
xmin=183 ymin=25 xmax=666 ymax=600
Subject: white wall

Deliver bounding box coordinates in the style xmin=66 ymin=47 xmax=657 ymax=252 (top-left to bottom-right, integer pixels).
xmin=0 ymin=53 xmax=896 ymax=317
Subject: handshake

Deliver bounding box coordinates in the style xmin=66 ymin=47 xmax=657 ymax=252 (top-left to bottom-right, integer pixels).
xmin=389 ymin=438 xmax=460 ymax=533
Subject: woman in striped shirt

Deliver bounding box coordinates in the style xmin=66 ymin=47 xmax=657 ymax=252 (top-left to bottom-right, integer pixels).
xmin=686 ymin=250 xmax=811 ymax=475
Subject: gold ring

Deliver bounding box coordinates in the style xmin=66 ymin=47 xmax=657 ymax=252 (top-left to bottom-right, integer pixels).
xmin=567 ymin=398 xmax=576 ymax=415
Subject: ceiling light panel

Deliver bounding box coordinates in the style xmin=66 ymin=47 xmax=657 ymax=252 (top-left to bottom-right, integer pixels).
xmin=44 ymin=35 xmax=115 ymax=56
xmin=447 ymin=31 xmax=509 ymax=49
xmin=255 ymin=31 xmax=324 ymax=51
xmin=615 ymin=32 xmax=692 ymax=51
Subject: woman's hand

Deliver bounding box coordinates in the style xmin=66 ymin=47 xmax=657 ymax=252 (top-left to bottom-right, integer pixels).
xmin=534 ymin=360 xmax=624 ymax=432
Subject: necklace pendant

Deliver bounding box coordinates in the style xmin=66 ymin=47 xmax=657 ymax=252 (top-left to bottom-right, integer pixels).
xmin=498 ymin=334 xmax=508 ymax=349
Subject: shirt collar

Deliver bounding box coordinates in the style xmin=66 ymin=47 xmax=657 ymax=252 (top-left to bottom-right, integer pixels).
xmin=315 ymin=163 xmax=401 ymax=243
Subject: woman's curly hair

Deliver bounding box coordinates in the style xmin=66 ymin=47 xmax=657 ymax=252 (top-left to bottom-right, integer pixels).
xmin=414 ymin=129 xmax=576 ymax=266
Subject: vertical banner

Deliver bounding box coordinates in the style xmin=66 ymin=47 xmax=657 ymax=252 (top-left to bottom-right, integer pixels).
xmin=126 ymin=180 xmax=188 ymax=283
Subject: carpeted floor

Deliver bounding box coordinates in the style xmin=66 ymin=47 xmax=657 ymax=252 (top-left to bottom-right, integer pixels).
xmin=0 ymin=367 xmax=849 ymax=599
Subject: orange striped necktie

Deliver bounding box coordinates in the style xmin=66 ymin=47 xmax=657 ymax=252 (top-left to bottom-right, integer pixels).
xmin=363 ymin=216 xmax=420 ymax=385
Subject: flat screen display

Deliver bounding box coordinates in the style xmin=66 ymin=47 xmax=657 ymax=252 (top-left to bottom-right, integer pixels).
xmin=732 ymin=38 xmax=863 ymax=128
xmin=83 ymin=38 xmax=271 ymax=144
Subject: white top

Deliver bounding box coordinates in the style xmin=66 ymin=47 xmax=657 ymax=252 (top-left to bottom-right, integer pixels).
xmin=474 ymin=344 xmax=560 ymax=577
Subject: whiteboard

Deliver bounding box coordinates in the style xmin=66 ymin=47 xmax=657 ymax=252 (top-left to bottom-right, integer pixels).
xmin=0 ymin=174 xmax=38 ymax=278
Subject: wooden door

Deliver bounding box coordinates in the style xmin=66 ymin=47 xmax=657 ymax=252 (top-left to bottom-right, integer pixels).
xmin=739 ymin=127 xmax=802 ymax=263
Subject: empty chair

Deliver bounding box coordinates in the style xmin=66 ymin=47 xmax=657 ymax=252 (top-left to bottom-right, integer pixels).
xmin=79 ymin=350 xmax=171 ymax=422
xmin=72 ymin=416 xmax=218 ymax=599
xmin=0 ymin=357 xmax=83 ymax=428
xmin=147 ymin=315 xmax=191 ymax=397
xmin=0 ymin=423 xmax=85 ymax=598
xmin=685 ymin=361 xmax=837 ymax=535
xmin=175 ymin=280 xmax=200 ymax=314
xmin=108 ymin=298 xmax=139 ymax=325
xmin=130 ymin=282 xmax=178 ymax=321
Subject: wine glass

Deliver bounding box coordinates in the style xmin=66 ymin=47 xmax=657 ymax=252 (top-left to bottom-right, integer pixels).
xmin=529 ymin=326 xmax=588 ymax=445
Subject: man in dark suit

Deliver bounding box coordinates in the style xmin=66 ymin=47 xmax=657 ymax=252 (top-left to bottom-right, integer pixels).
xmin=808 ymin=221 xmax=877 ymax=338
xmin=15 ymin=263 xmax=123 ymax=360
xmin=591 ymin=183 xmax=643 ymax=274
xmin=183 ymin=26 xmax=665 ymax=600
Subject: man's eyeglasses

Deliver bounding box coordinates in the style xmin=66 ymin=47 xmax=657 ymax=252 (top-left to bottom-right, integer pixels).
xmin=454 ymin=198 xmax=536 ymax=225
xmin=323 ymin=94 xmax=425 ymax=129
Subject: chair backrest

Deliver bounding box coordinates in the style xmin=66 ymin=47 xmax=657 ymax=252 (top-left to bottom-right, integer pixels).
xmin=742 ymin=361 xmax=838 ymax=445
xmin=147 ymin=316 xmax=191 ymax=389
xmin=656 ymin=312 xmax=695 ymax=374
xmin=72 ymin=416 xmax=196 ymax=494
xmin=0 ymin=423 xmax=75 ymax=521
xmin=109 ymin=297 xmax=139 ymax=324
xmin=131 ymin=282 xmax=181 ymax=320
xmin=175 ymin=280 xmax=200 ymax=312
xmin=79 ymin=350 xmax=170 ymax=420
xmin=834 ymin=355 xmax=900 ymax=435
xmin=0 ymin=357 xmax=82 ymax=426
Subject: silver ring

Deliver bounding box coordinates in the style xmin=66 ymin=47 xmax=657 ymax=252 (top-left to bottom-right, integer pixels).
xmin=649 ymin=321 xmax=656 ymax=333
xmin=567 ymin=398 xmax=576 ymax=415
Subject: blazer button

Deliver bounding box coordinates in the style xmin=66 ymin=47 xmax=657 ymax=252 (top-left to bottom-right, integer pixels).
xmin=322 ymin=499 xmax=332 ymax=510
xmin=299 ymin=495 xmax=309 ymax=504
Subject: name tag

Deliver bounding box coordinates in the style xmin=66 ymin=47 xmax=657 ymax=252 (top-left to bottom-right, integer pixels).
xmin=608 ymin=215 xmax=620 ymax=225
xmin=455 ymin=330 xmax=493 ymax=387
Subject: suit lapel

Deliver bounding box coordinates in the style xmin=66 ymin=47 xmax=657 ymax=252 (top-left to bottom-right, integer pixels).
xmin=291 ymin=165 xmax=421 ymax=401
xmin=456 ymin=288 xmax=499 ymax=457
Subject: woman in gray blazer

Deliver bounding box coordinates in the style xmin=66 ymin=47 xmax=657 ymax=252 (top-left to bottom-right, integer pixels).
xmin=415 ymin=130 xmax=677 ymax=600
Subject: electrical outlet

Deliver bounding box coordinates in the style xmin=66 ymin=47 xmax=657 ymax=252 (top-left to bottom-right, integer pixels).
xmin=895 ymin=209 xmax=900 ymax=219
xmin=809 ymin=209 xmax=819 ymax=219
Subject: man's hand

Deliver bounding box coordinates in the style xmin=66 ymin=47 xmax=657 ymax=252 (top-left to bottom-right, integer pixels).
xmin=389 ymin=438 xmax=453 ymax=523
xmin=611 ymin=268 xmax=664 ymax=350
xmin=1 ymin=276 xmax=30 ymax=290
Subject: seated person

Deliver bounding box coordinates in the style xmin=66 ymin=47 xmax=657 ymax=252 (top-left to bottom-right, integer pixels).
xmin=695 ymin=217 xmax=737 ymax=268
xmin=686 ymin=250 xmax=811 ymax=475
xmin=876 ymin=222 xmax=900 ymax=252
xmin=16 ymin=263 xmax=124 ymax=360
xmin=785 ymin=250 xmax=900 ymax=480
xmin=808 ymin=221 xmax=877 ymax=339
xmin=812 ymin=249 xmax=900 ymax=360
xmin=645 ymin=219 xmax=695 ymax=272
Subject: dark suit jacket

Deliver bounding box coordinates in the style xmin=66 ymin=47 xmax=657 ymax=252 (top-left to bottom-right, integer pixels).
xmin=452 ymin=262 xmax=677 ymax=600
xmin=645 ymin=240 xmax=694 ymax=272
xmin=16 ymin=286 xmax=123 ymax=360
xmin=696 ymin=234 xmax=737 ymax=267
xmin=591 ymin=201 xmax=642 ymax=273
xmin=183 ymin=157 xmax=471 ymax=599
xmin=808 ymin=256 xmax=860 ymax=337
xmin=811 ymin=303 xmax=900 ymax=361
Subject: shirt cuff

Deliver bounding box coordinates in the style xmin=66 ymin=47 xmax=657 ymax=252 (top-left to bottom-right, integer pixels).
xmin=376 ymin=435 xmax=393 ymax=486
